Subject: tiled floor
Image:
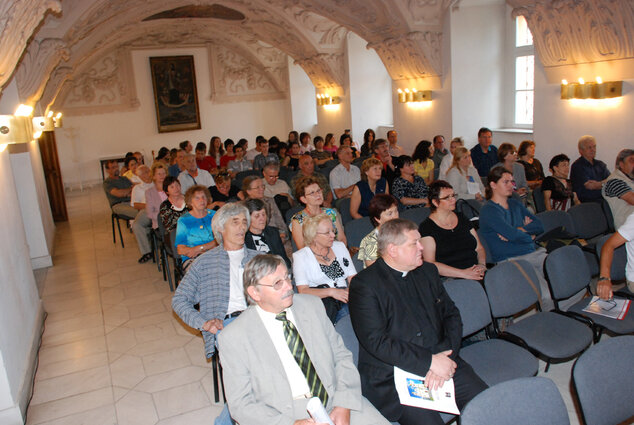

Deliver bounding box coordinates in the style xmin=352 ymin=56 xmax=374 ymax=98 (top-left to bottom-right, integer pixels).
xmin=26 ymin=187 xmax=584 ymax=424
xmin=26 ymin=187 xmax=224 ymax=425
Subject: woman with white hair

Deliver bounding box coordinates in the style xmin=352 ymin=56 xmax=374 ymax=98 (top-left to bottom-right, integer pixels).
xmin=293 ymin=213 xmax=356 ymax=324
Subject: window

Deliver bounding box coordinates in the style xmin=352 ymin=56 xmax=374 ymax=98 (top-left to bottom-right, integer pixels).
xmin=513 ymin=16 xmax=534 ymax=126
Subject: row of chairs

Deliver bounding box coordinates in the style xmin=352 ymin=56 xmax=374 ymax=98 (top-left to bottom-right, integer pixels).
xmin=461 ymin=333 xmax=634 ymax=425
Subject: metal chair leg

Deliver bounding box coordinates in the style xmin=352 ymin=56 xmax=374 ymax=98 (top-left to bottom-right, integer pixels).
xmin=115 ymin=216 xmax=125 ymax=248
xmin=212 ymin=352 xmax=220 ymax=403
xmin=164 ymin=249 xmax=174 ymax=291
xmin=111 ymin=214 xmax=116 ymax=244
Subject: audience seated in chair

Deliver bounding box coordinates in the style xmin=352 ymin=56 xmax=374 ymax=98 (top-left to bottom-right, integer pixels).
xmin=597 ymin=212 xmax=634 ymax=299
xmin=226 ymin=144 xmax=252 ymax=177
xmin=479 ymin=166 xmax=553 ymax=310
xmin=290 ymin=175 xmax=346 ymax=249
xmin=358 ymin=194 xmax=399 ymax=268
xmin=175 ymin=185 xmax=218 ymax=269
xmin=542 ymin=154 xmax=580 ymax=211
xmin=419 ymin=181 xmax=487 ymax=280
xmin=517 ymin=140 xmax=545 ymax=190
xmin=446 ymin=147 xmax=485 ymax=202
xmin=412 ymin=140 xmax=435 ymax=185
xmin=217 ymin=254 xmax=390 ymax=425
xmin=242 ymin=198 xmax=291 ymax=269
xmin=129 ymin=165 xmax=154 ymax=263
xmin=239 ymin=176 xmax=288 ymax=244
xmin=103 ymin=159 xmax=152 ymax=263
xmin=330 ymin=146 xmax=361 ymax=201
xmin=293 ymin=213 xmax=356 ymax=324
xmin=350 ymin=157 xmax=388 ymax=219
xmin=602 ymin=148 xmax=634 ymax=229
xmin=178 ymin=153 xmax=215 ymax=193
xmin=391 ymin=155 xmax=429 ymax=209
xmin=570 ymin=135 xmax=610 ymax=203
xmin=145 ymin=162 xmax=168 ymax=229
xmin=208 ymin=172 xmax=239 ymax=211
xmin=289 ymin=153 xmax=333 ymax=207
xmin=349 ymin=219 xmax=488 ymax=425
xmin=159 ymin=176 xmax=188 ymax=233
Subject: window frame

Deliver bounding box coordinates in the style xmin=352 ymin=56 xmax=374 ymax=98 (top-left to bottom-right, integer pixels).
xmin=505 ymin=12 xmax=535 ymax=129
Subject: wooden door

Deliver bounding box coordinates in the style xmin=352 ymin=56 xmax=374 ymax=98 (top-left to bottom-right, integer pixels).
xmin=38 ymin=131 xmax=68 ymax=221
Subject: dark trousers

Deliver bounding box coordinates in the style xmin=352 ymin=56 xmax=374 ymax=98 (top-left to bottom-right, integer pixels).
xmin=396 ymin=358 xmax=487 ymax=425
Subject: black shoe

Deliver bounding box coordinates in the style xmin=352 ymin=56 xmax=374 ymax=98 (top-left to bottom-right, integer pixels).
xmin=138 ymin=253 xmax=153 ymax=264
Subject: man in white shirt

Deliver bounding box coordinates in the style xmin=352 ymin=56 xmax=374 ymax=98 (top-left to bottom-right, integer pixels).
xmin=597 ymin=212 xmax=634 ymax=299
xmin=245 ymin=135 xmax=265 ymax=163
xmin=439 ymin=137 xmax=464 ymax=180
xmin=217 ymin=254 xmax=390 ymax=425
xmin=263 ymin=163 xmax=294 ymax=204
xmin=387 ymin=130 xmax=405 ymax=156
xmin=128 ymin=165 xmax=154 ymax=263
xmin=178 ymin=153 xmax=215 ymax=193
xmin=130 ymin=165 xmax=153 ymax=210
xmin=330 ymin=146 xmax=361 ymax=199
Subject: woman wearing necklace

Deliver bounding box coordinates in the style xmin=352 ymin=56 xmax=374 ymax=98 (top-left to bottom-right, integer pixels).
xmin=419 ymin=181 xmax=486 ymax=280
xmin=175 ymin=185 xmax=218 ymax=269
xmin=159 ymin=176 xmax=188 ymax=233
xmin=517 ymin=140 xmax=545 ymax=189
xmin=291 ymin=175 xmax=346 ymax=249
xmin=541 ymin=154 xmax=580 ymax=211
xmin=293 ymin=213 xmax=356 ymax=324
xmin=145 ymin=162 xmax=168 ymax=229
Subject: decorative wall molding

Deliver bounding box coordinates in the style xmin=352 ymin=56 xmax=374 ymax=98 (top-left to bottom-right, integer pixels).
xmin=39 ymin=66 xmax=72 ymax=111
xmin=15 ymin=38 xmax=70 ymax=105
xmin=295 ymin=53 xmax=346 ymax=88
xmin=208 ymin=43 xmax=287 ymax=103
xmin=53 ymin=48 xmax=139 ymax=115
xmin=0 ymin=0 xmax=61 ymax=96
xmin=369 ymin=31 xmax=442 ymax=80
xmin=510 ymin=0 xmax=634 ymax=67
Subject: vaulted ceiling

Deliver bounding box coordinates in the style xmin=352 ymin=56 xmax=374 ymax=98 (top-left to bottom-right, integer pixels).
xmin=1 ymin=0 xmax=633 ymax=112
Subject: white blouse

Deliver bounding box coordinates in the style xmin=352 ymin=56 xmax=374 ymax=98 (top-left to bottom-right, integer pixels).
xmin=292 ymin=241 xmax=356 ymax=288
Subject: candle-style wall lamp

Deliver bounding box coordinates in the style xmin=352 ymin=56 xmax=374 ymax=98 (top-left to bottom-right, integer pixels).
xmin=397 ymin=88 xmax=432 ymax=103
xmin=561 ymin=77 xmax=623 ymax=100
xmin=316 ymin=93 xmax=341 ymax=106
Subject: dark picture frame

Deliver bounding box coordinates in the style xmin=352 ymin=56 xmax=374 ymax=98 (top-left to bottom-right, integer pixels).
xmin=149 ymin=55 xmax=201 ymax=133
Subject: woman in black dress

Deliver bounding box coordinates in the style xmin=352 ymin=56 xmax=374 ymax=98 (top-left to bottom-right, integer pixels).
xmin=419 ymin=180 xmax=487 ymax=280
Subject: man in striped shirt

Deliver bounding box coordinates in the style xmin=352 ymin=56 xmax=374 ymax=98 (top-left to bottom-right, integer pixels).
xmin=603 ymin=149 xmax=634 ymax=228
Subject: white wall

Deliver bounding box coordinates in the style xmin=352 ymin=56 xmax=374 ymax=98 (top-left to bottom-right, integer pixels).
xmin=8 ymin=142 xmax=55 ymax=268
xmin=56 ymin=47 xmax=292 ymax=187
xmin=288 ymin=57 xmax=318 ymax=136
xmin=450 ymin=2 xmax=506 ymax=148
xmin=0 ymin=146 xmax=45 ymax=424
xmin=347 ymin=32 xmax=392 ymax=144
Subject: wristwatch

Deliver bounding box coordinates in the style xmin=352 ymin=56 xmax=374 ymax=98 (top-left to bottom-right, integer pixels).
xmin=598 ymin=276 xmax=610 ymax=281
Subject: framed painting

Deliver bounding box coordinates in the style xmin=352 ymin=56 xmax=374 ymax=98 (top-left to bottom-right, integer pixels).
xmin=149 ymin=55 xmax=201 ymax=133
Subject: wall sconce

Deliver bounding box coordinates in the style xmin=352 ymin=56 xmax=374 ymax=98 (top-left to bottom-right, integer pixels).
xmin=561 ymin=78 xmax=623 ymax=100
xmin=316 ymin=93 xmax=341 ymax=106
xmin=397 ymin=88 xmax=432 ymax=103
xmin=0 ymin=115 xmax=35 ymax=144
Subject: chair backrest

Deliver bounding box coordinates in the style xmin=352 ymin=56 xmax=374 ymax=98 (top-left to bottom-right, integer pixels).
xmin=476 ymin=229 xmax=494 ymax=265
xmin=443 ymin=279 xmax=492 ymax=337
xmin=544 ymin=245 xmax=591 ymax=301
xmin=532 ymin=186 xmax=546 ymax=213
xmin=461 ymin=377 xmax=569 ymax=425
xmin=285 ymin=204 xmax=304 ymax=225
xmin=344 ymin=217 xmax=373 ymax=248
xmin=399 ymin=207 xmax=430 ymax=225
xmin=536 ymin=210 xmax=577 ymax=237
xmin=573 ymin=336 xmax=634 ymax=425
xmin=595 ymin=233 xmax=627 ymax=281
xmin=334 ymin=314 xmax=359 ymax=366
xmin=484 ymin=260 xmax=541 ymax=318
xmin=233 ymin=169 xmax=262 ymax=190
xmin=337 ymin=197 xmax=353 ymax=225
xmin=166 ymin=229 xmax=178 ymax=258
xmin=568 ymin=202 xmax=608 ymax=239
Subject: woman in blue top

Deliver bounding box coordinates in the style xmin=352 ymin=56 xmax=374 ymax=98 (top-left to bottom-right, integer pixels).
xmin=350 ymin=157 xmax=388 ymax=219
xmin=175 ymin=185 xmax=217 ymax=268
xmin=479 ymin=167 xmax=555 ymax=310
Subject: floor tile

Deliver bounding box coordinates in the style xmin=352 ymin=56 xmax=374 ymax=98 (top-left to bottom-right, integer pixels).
xmin=25 ymin=387 xmax=113 ymax=424
xmin=35 ymin=352 xmax=109 ymax=381
xmin=28 ymin=404 xmax=117 ymax=425
xmin=152 ymin=382 xmax=210 ymax=419
xmin=142 ymin=347 xmax=191 ymax=376
xmin=115 ymin=390 xmax=158 ymax=425
xmin=110 ymin=354 xmax=146 ymax=388
xmin=30 ymin=366 xmax=112 ymax=405
xmin=135 ymin=365 xmax=209 ymax=393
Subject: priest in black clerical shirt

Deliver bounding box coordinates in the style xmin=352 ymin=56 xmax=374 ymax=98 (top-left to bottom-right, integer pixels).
xmin=349 ymin=218 xmax=487 ymax=425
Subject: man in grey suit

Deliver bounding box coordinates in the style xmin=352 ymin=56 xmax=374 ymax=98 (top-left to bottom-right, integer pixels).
xmin=218 ymin=254 xmax=389 ymax=425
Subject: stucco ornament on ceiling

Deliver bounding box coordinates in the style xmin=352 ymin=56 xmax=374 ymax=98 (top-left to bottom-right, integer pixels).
xmin=509 ymin=0 xmax=634 ymax=66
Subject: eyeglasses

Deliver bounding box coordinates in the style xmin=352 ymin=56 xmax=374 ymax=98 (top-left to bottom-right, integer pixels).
xmin=439 ymin=194 xmax=457 ymax=201
xmin=316 ymin=229 xmax=335 ymax=235
xmin=305 ymin=189 xmax=322 ymax=197
xmin=265 ymin=174 xmax=279 ymax=179
xmin=256 ymin=276 xmax=292 ymax=291
xmin=250 ymin=185 xmax=265 ymax=190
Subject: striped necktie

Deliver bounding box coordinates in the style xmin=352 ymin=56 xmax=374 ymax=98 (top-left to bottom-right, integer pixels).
xmin=276 ymin=311 xmax=329 ymax=406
